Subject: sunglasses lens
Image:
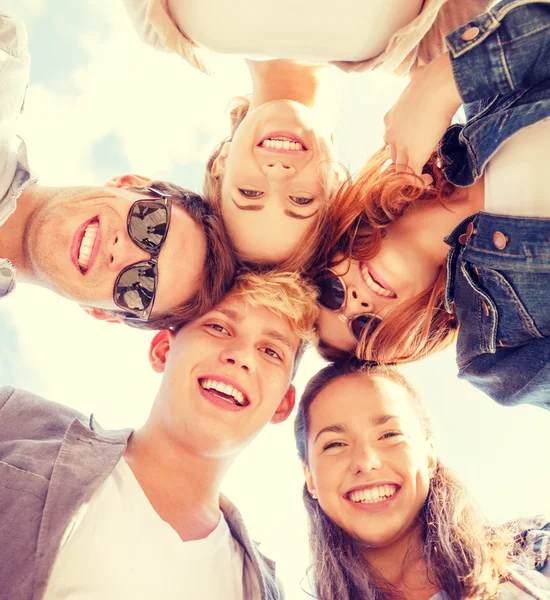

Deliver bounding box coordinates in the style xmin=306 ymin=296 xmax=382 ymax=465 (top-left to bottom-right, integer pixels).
xmin=114 ymin=263 xmax=156 ymax=312
xmin=315 ymin=271 xmax=346 ymax=311
xmin=350 ymin=314 xmax=381 ymax=343
xmin=128 ymin=202 xmax=168 ymax=252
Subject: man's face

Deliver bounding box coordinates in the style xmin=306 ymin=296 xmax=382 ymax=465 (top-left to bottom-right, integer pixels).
xmin=24 ymin=175 xmax=207 ymax=319
xmin=150 ymin=295 xmax=298 ymax=458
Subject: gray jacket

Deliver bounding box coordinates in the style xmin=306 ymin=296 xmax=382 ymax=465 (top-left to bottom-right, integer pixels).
xmin=0 ymin=386 xmax=283 ymax=600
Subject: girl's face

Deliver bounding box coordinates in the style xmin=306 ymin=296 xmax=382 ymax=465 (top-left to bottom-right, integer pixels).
xmin=212 ymin=100 xmax=341 ymax=264
xmin=317 ymin=214 xmax=444 ymax=352
xmin=304 ymin=372 xmax=436 ymax=548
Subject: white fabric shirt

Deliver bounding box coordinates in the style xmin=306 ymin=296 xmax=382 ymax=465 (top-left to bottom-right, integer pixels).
xmin=169 ymin=0 xmax=423 ymax=63
xmin=484 ymin=118 xmax=550 ymax=218
xmin=43 ymin=458 xmax=245 ymax=600
xmin=0 ymin=11 xmax=35 ymax=297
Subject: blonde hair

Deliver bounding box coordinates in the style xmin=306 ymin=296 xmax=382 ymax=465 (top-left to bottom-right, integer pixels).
xmin=203 ymin=97 xmax=333 ymax=273
xmin=230 ymin=270 xmax=319 ymax=348
xmin=315 ymin=146 xmax=459 ymax=364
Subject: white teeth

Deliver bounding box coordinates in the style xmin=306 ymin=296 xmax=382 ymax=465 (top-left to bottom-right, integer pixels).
xmin=348 ymin=485 xmax=398 ymax=504
xmin=260 ymin=137 xmax=304 ymax=151
xmin=361 ymin=265 xmax=396 ymax=298
xmin=200 ymin=379 xmax=246 ymax=406
xmin=77 ymin=222 xmax=98 ymax=271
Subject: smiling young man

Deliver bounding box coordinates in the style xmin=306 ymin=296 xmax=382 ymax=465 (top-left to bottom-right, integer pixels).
xmin=0 ymin=271 xmax=318 ymax=599
xmin=0 ymin=11 xmax=234 ymax=328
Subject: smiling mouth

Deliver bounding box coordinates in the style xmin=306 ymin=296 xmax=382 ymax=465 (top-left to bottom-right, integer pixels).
xmin=360 ymin=264 xmax=397 ymax=299
xmin=347 ymin=484 xmax=399 ymax=505
xmin=77 ymin=219 xmax=99 ymax=273
xmin=199 ymin=378 xmax=250 ymax=407
xmin=258 ymin=132 xmax=307 ymax=152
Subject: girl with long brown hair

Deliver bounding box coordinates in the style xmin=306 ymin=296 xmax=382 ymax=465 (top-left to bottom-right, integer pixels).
xmin=313 ymin=0 xmax=550 ymax=409
xmin=294 ymin=361 xmax=550 ymax=600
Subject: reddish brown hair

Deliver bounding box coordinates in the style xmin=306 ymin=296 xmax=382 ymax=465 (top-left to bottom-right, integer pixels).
xmin=315 ymin=146 xmax=459 ymax=365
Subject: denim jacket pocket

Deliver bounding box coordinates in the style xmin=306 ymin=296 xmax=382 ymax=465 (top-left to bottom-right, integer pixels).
xmin=473 ymin=266 xmax=545 ymax=346
xmin=454 ymin=259 xmax=498 ymax=369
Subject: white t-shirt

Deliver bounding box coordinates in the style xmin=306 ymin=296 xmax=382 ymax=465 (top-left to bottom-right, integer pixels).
xmin=43 ymin=458 xmax=245 ymax=600
xmin=484 ymin=118 xmax=550 ymax=218
xmin=168 ymin=0 xmax=423 ymax=62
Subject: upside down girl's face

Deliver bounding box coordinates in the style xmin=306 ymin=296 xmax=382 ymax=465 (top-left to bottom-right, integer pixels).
xmin=212 ymin=100 xmax=341 ymax=265
xmin=304 ymin=372 xmax=436 ymax=549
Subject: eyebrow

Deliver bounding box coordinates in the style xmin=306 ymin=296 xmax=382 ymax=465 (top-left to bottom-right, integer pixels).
xmin=214 ymin=307 xmax=243 ymax=323
xmin=313 ymin=415 xmax=399 ymax=443
xmin=263 ymin=328 xmax=295 ymax=353
xmin=232 ymin=198 xmax=317 ymax=220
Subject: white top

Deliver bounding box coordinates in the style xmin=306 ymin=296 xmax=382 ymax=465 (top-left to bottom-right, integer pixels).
xmin=168 ymin=0 xmax=423 ymax=62
xmin=0 ymin=11 xmax=36 ymax=297
xmin=484 ymin=118 xmax=550 ymax=218
xmin=43 ymin=458 xmax=245 ymax=600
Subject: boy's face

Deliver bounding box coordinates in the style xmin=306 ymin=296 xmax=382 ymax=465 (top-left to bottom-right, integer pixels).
xmin=149 ymin=294 xmax=299 ymax=457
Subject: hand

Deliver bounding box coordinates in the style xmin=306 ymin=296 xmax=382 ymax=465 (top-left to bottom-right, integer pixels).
xmin=383 ymin=52 xmax=462 ymax=182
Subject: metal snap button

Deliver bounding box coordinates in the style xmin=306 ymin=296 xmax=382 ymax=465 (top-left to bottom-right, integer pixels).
xmin=0 ymin=268 xmax=11 ymax=277
xmin=458 ymin=221 xmax=475 ymax=245
xmin=461 ymin=26 xmax=480 ymax=42
xmin=493 ymin=231 xmax=507 ymax=250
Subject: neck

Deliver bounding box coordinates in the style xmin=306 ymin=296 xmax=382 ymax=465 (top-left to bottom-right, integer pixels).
xmin=124 ymin=414 xmax=232 ymax=542
xmin=247 ymin=58 xmax=337 ymax=113
xmin=0 ymin=183 xmax=55 ymax=280
xmin=361 ymin=525 xmax=436 ymax=598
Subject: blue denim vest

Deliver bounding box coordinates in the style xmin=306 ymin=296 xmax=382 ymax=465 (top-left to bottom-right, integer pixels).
xmin=437 ymin=0 xmax=550 ymax=408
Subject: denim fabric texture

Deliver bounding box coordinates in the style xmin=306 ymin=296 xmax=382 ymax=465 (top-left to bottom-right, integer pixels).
xmin=445 ymin=213 xmax=550 ymax=409
xmin=439 ymin=0 xmax=550 ymax=186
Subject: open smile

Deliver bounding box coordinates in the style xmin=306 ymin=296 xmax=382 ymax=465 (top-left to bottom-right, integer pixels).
xmin=344 ymin=482 xmax=401 ymax=512
xmin=257 ymin=131 xmax=308 ymax=154
xmin=72 ymin=217 xmax=101 ymax=275
xmin=198 ymin=376 xmax=250 ymax=412
xmin=360 ymin=263 xmax=397 ymax=299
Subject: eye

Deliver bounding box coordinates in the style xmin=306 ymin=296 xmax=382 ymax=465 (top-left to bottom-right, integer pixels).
xmin=261 ymin=347 xmax=282 ymax=360
xmin=323 ymin=441 xmax=346 ymax=451
xmin=239 ymin=189 xmax=263 ymax=199
xmin=289 ymin=195 xmax=314 ymax=206
xmin=379 ymin=431 xmax=403 ymax=441
xmin=205 ymin=322 xmax=229 ymax=335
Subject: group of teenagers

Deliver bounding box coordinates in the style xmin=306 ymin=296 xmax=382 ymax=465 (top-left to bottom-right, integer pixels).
xmin=1 ymin=0 xmax=550 ymax=598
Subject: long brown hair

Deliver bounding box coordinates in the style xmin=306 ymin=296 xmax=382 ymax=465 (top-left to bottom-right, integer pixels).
xmin=315 ymin=146 xmax=459 ymax=364
xmin=294 ymin=362 xmax=512 ymax=600
xmin=203 ymin=97 xmax=332 ymax=273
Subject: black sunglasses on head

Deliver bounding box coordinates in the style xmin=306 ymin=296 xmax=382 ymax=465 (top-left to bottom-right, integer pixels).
xmin=314 ymin=269 xmax=382 ymax=343
xmin=113 ymin=187 xmax=172 ymax=321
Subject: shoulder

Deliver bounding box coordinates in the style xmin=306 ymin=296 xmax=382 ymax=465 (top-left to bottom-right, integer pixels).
xmin=0 ymin=11 xmax=30 ymax=58
xmin=0 ymin=386 xmax=92 ymax=474
xmin=505 ymin=515 xmax=550 ymax=572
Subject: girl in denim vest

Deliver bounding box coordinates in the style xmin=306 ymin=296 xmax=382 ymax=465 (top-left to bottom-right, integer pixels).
xmin=314 ymin=0 xmax=550 ymax=409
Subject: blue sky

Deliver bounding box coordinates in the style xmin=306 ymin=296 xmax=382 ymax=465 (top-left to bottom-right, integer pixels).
xmin=1 ymin=2 xmax=549 ymax=597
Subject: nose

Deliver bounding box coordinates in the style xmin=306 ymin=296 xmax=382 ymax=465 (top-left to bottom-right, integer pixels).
xmin=351 ymin=444 xmax=382 ymax=475
xmin=108 ymin=231 xmax=151 ymax=272
xmin=219 ymin=341 xmax=256 ymax=373
xmin=261 ymin=161 xmax=296 ymax=179
xmin=342 ymin=282 xmax=375 ymax=316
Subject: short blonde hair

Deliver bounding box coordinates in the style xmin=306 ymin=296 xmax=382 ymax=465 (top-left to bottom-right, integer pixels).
xmin=230 ymin=270 xmax=319 ymax=348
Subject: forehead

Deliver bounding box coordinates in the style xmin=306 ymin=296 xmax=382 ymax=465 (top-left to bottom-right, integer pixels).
xmin=208 ymin=295 xmax=299 ymax=347
xmin=309 ymin=373 xmax=419 ymax=432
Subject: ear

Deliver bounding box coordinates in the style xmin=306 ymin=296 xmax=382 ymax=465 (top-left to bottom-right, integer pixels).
xmin=426 ymin=436 xmax=437 ymax=480
xmin=148 ymin=329 xmax=175 ymax=373
xmin=303 ymin=462 xmax=317 ymax=497
xmin=270 ymin=384 xmax=296 ymax=424
xmin=80 ymin=306 xmax=124 ymax=324
xmin=105 ymin=174 xmax=153 ymax=189
xmin=211 ymin=142 xmax=231 ymax=177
